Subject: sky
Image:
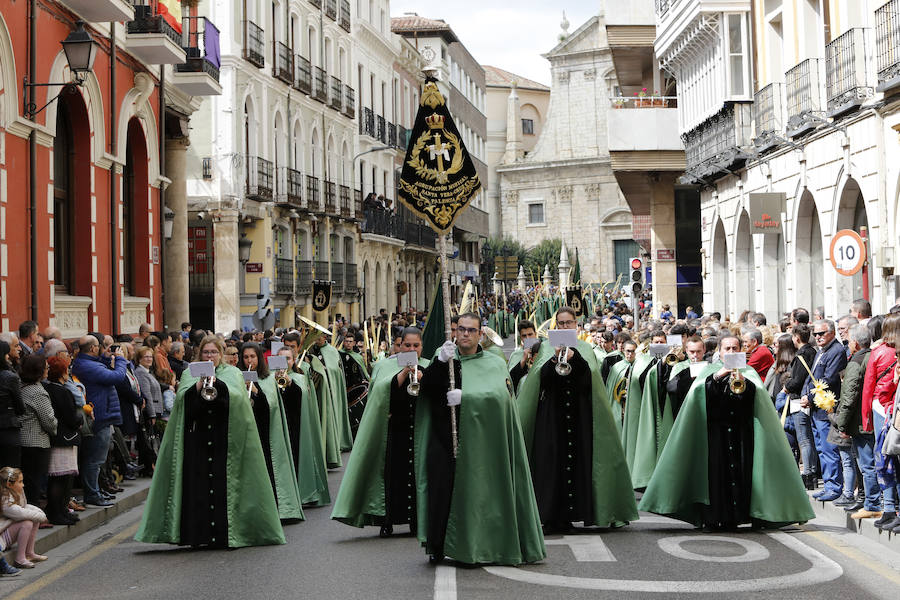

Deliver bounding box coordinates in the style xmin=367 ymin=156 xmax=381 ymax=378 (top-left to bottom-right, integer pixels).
xmin=389 ymin=1 xmax=601 ymax=86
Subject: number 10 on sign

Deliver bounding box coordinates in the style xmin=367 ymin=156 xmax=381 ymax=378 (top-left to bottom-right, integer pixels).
xmin=829 ymin=229 xmax=866 ymax=276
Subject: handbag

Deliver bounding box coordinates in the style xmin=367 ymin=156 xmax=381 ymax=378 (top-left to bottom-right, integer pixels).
xmin=79 ymin=406 xmax=95 ymax=439
xmin=881 ymin=406 xmax=900 ymax=456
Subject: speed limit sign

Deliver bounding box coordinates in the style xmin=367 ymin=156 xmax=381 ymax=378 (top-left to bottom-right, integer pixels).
xmin=829 ymin=229 xmax=866 ymax=276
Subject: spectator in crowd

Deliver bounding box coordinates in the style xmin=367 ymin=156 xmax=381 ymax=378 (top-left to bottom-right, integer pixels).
xmin=40 ymin=327 xmax=61 ymax=344
xmin=180 ymin=321 xmax=192 ymax=341
xmin=17 ymin=322 xmax=39 ymax=358
xmin=134 ymin=347 xmax=163 ymax=423
xmin=659 ymin=305 xmax=673 ymax=321
xmin=766 ymin=333 xmax=798 ymax=463
xmin=224 ymin=346 xmax=240 ymax=367
xmin=42 ymin=356 xmax=82 ymax=526
xmin=0 ymin=466 xmax=48 ymax=569
xmin=837 ymin=315 xmax=859 ymax=355
xmin=18 ymin=355 xmax=57 ymax=507
xmin=685 ymin=306 xmax=698 ymax=320
xmin=851 ymin=299 xmax=872 ymax=326
xmin=168 ymin=341 xmax=188 ymax=381
xmin=41 ymin=339 xmax=68 ymax=359
xmin=786 ymin=324 xmax=817 ymax=488
xmin=135 ymin=323 xmax=152 ymax=346
xmin=70 ymin=335 xmax=126 ymax=507
xmin=0 ymin=341 xmax=24 ymax=469
xmin=742 ymin=328 xmax=774 ymax=380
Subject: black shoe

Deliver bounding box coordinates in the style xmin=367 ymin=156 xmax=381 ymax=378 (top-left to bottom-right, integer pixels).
xmin=429 ymin=554 xmax=443 ymax=565
xmin=882 ymin=516 xmax=900 ymax=532
xmin=379 ymin=524 xmax=393 ymax=538
xmin=84 ymin=497 xmax=113 ymax=507
xmin=875 ymin=511 xmax=896 ymax=529
xmin=802 ymin=474 xmax=816 ymax=491
xmin=843 ymin=500 xmax=865 ymax=512
xmin=833 ymin=495 xmax=857 ymax=507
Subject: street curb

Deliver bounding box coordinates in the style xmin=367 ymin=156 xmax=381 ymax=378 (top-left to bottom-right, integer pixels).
xmin=806 ymin=488 xmax=900 ymax=550
xmin=3 ymin=479 xmax=151 ymax=560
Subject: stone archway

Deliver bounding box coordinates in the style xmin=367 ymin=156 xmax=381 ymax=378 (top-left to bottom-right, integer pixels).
xmin=375 ymin=261 xmax=384 ymax=314
xmin=712 ymin=219 xmax=730 ymax=317
xmin=795 ymin=189 xmax=824 ymax=314
xmin=735 ymin=211 xmax=755 ymax=313
xmin=834 ymin=178 xmax=870 ymax=309
xmin=761 ymin=228 xmax=786 ymax=321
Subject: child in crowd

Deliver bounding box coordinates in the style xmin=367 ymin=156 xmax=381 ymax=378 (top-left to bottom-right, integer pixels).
xmin=0 ymin=466 xmax=48 ymax=569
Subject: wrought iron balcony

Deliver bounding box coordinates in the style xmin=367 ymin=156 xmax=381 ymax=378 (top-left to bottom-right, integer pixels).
xmin=127 ymin=0 xmax=186 ymax=65
xmin=329 ymin=76 xmax=343 ymax=110
xmin=785 ymin=58 xmax=824 ymax=137
xmin=306 ymin=175 xmax=321 ymax=210
xmin=242 ymin=20 xmax=265 ymax=68
xmin=325 ymin=0 xmax=337 ymax=20
xmin=339 ymin=0 xmax=351 ymax=32
xmin=342 ymin=85 xmax=355 ymax=119
xmin=274 ymin=258 xmax=293 ymax=294
xmin=324 ymin=182 xmax=338 ymax=214
xmin=397 ymin=125 xmax=409 ymax=149
xmin=752 ymin=82 xmax=785 ymax=152
xmin=277 ymin=167 xmax=305 ymax=209
xmin=245 ymin=156 xmax=274 ymax=201
xmin=312 ymin=66 xmax=328 ymax=103
xmin=877 ymin=0 xmax=900 ymax=94
xmin=174 ymin=17 xmax=221 ymax=96
xmin=332 ymin=262 xmax=344 ymax=294
xmin=314 ymin=261 xmax=330 ymax=281
xmin=297 ymin=260 xmax=313 ymax=294
xmin=295 ymin=55 xmax=312 ymax=95
xmin=353 ymin=189 xmax=362 ymax=218
xmin=362 ymin=208 xmax=397 ymax=237
xmin=345 ymin=263 xmax=357 ymax=294
xmin=275 ymin=41 xmax=294 ymax=84
xmin=825 ymin=28 xmax=873 ymax=117
xmin=362 ymin=107 xmax=376 ymax=138
xmin=681 ymin=102 xmax=752 ymax=182
xmin=339 ymin=185 xmax=351 ymax=217
xmin=377 ymin=115 xmax=386 ymax=143
xmin=387 ymin=122 xmax=397 ymax=147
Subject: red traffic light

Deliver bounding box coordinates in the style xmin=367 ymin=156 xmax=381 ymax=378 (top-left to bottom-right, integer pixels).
xmin=631 ymin=258 xmax=642 ymax=270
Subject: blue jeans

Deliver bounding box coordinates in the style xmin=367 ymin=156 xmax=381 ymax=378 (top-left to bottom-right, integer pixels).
xmin=838 ymin=443 xmax=858 ymax=497
xmin=873 ymin=410 xmax=899 ymax=512
xmin=851 ymin=433 xmax=882 ymax=511
xmin=810 ymin=406 xmax=843 ymax=494
xmin=81 ymin=425 xmax=112 ymax=501
xmin=793 ymin=410 xmax=818 ymax=476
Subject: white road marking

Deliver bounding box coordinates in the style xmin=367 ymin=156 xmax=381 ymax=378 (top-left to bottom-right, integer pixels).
xmin=657 ymin=535 xmax=770 ymax=563
xmin=545 ymin=536 xmax=617 ymax=562
xmin=434 ymin=565 xmax=457 ymax=600
xmin=482 ymin=532 xmax=843 ymax=593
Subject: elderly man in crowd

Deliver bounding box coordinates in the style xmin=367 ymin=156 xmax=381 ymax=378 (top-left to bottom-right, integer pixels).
xmin=742 ymin=328 xmax=773 ymax=381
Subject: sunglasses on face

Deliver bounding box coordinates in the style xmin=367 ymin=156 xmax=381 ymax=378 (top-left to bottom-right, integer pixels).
xmin=813 ymin=331 xmax=828 ymax=337
xmin=456 ymin=326 xmax=479 ymax=335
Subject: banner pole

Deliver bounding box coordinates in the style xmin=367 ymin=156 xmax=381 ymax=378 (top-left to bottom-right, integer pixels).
xmin=439 ymin=233 xmax=459 ymax=458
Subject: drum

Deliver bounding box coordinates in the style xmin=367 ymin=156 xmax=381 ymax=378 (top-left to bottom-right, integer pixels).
xmin=347 ymin=383 xmax=370 ymax=437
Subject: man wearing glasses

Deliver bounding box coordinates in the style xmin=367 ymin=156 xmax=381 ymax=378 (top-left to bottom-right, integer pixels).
xmin=516 ymin=307 xmax=637 ymax=533
xmin=800 ymin=319 xmax=848 ymax=502
xmin=416 ymin=313 xmax=545 ymax=566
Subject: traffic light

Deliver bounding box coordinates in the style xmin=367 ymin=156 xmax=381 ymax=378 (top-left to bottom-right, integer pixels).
xmin=630 ymin=257 xmax=643 ymax=295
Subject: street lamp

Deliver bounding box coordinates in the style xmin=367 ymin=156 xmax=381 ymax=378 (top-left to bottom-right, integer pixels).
xmin=23 ymin=21 xmax=99 ymax=119
xmin=238 ymin=233 xmax=253 ymax=264
xmin=163 ymin=206 xmax=175 ymax=240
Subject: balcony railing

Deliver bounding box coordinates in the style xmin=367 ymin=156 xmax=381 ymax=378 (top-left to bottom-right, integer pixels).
xmin=401 ymin=221 xmax=438 ymax=248
xmin=681 ymin=103 xmax=752 ymax=180
xmin=353 ymin=189 xmax=362 ymax=218
xmin=295 ymin=55 xmax=312 ymax=95
xmin=242 ymin=20 xmax=265 ymax=68
xmin=275 ymin=41 xmax=293 ymax=84
xmin=245 ymin=156 xmax=273 ymax=201
xmin=312 ymin=66 xmax=328 ymax=103
xmin=361 ymin=208 xmax=437 ymax=249
xmin=785 ymin=58 xmax=823 ymax=135
xmin=297 ymin=260 xmax=313 ymax=294
xmin=362 ymin=107 xmax=375 ymax=137
xmin=825 ymin=28 xmax=872 ymax=116
xmin=128 ymin=0 xmax=182 ymax=46
xmin=376 ymin=115 xmax=386 ymax=143
xmin=342 ymin=85 xmax=355 ymax=119
xmin=339 ymin=0 xmax=351 ymax=31
xmin=339 ymin=185 xmax=351 ymax=217
xmin=275 ymin=258 xmax=293 ymax=294
xmin=362 ymin=208 xmax=397 ymax=237
xmin=325 ymin=0 xmax=337 ymax=20
xmin=877 ymin=0 xmax=900 ymax=92
xmin=309 ymin=0 xmax=321 ymax=7
xmin=752 ymin=82 xmax=784 ymax=150
xmin=314 ymin=260 xmax=330 ymax=281
xmin=306 ymin=175 xmax=320 ymax=210
xmin=397 ymin=125 xmax=409 ymax=149
xmin=176 ymin=17 xmax=220 ymax=82
xmin=332 ymin=262 xmax=344 ymax=294
xmin=329 ymin=76 xmax=343 ymax=110
xmin=387 ymin=122 xmax=397 ymax=147
xmin=609 ymin=96 xmax=677 ymax=108
xmin=324 ymin=181 xmax=337 ymax=214
xmin=345 ymin=263 xmax=357 ymax=293
xmin=277 ymin=167 xmax=304 ymax=208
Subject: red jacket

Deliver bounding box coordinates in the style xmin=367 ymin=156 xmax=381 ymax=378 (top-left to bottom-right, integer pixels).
xmin=861 ymin=343 xmax=898 ymax=432
xmin=747 ymin=344 xmax=774 ymax=381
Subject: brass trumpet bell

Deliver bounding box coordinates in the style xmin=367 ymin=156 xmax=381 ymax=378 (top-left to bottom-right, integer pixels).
xmin=729 ymin=370 xmax=746 ymax=394
xmin=200 ymin=376 xmax=218 ymax=401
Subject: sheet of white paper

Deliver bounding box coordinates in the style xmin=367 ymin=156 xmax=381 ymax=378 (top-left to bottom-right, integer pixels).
xmin=649 ymin=344 xmax=670 ymax=357
xmin=523 ymin=338 xmax=540 ymax=350
xmin=790 ymin=399 xmax=804 ymax=414
xmin=666 ymin=335 xmax=681 ymax=347
xmin=721 ymin=353 xmax=747 ymax=369
xmin=267 ymin=355 xmax=288 ymax=370
xmin=188 ymin=361 xmax=215 ymax=378
xmin=548 ymin=329 xmax=578 ymax=348
xmin=243 ymin=371 xmax=259 ymax=382
xmin=689 ymin=361 xmax=708 ymax=377
xmin=396 ymin=351 xmax=418 ymax=368
xmin=270 ymin=341 xmax=284 ymax=355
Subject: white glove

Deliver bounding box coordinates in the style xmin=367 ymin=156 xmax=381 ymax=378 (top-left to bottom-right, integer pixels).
xmin=438 ymin=340 xmax=456 ymax=363
xmin=446 ymin=389 xmax=462 ymax=407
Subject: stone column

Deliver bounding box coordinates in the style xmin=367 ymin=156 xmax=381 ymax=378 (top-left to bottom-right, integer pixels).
xmin=213 ymin=208 xmax=241 ymax=333
xmin=650 ymin=175 xmax=678 ymax=317
xmin=558 ymin=241 xmax=571 ymax=289
xmin=164 ymin=138 xmax=190 ymax=330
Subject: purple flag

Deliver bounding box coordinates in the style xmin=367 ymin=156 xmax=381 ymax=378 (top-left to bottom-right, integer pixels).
xmin=205 ymin=19 xmax=220 ymax=69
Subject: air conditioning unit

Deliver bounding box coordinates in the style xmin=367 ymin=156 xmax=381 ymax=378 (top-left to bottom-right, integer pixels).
xmin=877 ymin=246 xmax=894 ymax=269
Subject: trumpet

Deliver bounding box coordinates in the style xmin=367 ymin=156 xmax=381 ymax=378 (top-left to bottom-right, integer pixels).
xmin=407 ymin=365 xmax=420 ymax=396
xmin=664 ymin=346 xmax=686 ymax=366
xmin=729 ymin=369 xmax=746 ymax=394
xmin=276 ymin=369 xmax=290 ymax=391
xmin=200 ymin=376 xmax=218 ymax=401
xmin=555 ymin=346 xmax=572 ymax=376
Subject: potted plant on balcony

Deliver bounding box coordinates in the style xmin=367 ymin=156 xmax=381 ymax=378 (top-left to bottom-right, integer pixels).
xmin=612 ymin=97 xmax=626 ymax=109
xmin=651 ymin=91 xmax=668 ymax=108
xmin=634 ymin=88 xmax=650 ymax=107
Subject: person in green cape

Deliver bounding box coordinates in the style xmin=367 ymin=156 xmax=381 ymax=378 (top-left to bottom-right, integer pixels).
xmin=593 ymin=331 xmax=615 ymax=364
xmin=600 ymin=331 xmax=631 ymax=383
xmin=416 ymin=313 xmax=545 ymax=565
xmin=275 ymin=347 xmax=330 ymax=507
xmin=629 ymin=336 xmax=706 ymax=490
xmin=240 ymin=343 xmax=304 ymax=522
xmin=332 ymin=327 xmax=429 ymax=536
xmin=311 ymin=337 xmax=354 ymax=452
xmin=516 ymin=307 xmax=637 ymax=532
xmin=507 ymin=320 xmax=538 ymax=391
xmin=136 ymin=335 xmax=285 ymax=548
xmin=622 ymin=331 xmax=667 ymax=474
xmin=604 ymin=339 xmax=636 ymax=436
xmin=338 ymin=332 xmax=370 ymax=437
xmin=639 ymin=335 xmax=815 ymax=530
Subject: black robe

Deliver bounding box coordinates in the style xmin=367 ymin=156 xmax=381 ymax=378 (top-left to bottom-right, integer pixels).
xmin=180 ymin=380 xmax=230 ymax=547
xmin=703 ymin=375 xmax=755 ymax=529
xmin=530 ymin=350 xmax=594 ymax=527
xmin=384 ymin=374 xmax=417 ymax=527
xmin=281 ymin=381 xmax=302 ymax=478
xmin=666 ymin=368 xmax=695 ymax=419
xmin=601 ymin=353 xmax=624 ymax=383
xmin=251 ymin=387 xmax=276 ymax=494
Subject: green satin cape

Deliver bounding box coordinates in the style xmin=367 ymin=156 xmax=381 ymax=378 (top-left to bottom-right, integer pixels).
xmin=256 ymin=375 xmax=304 ymax=521
xmin=288 ymin=371 xmax=330 ymax=506
xmin=319 ymin=344 xmax=353 ymax=451
xmin=135 ymin=364 xmax=285 ymax=547
xmin=604 ymin=359 xmax=631 ymax=436
xmin=302 ymin=357 xmax=341 ymax=469
xmin=622 ymin=353 xmax=655 ymax=472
